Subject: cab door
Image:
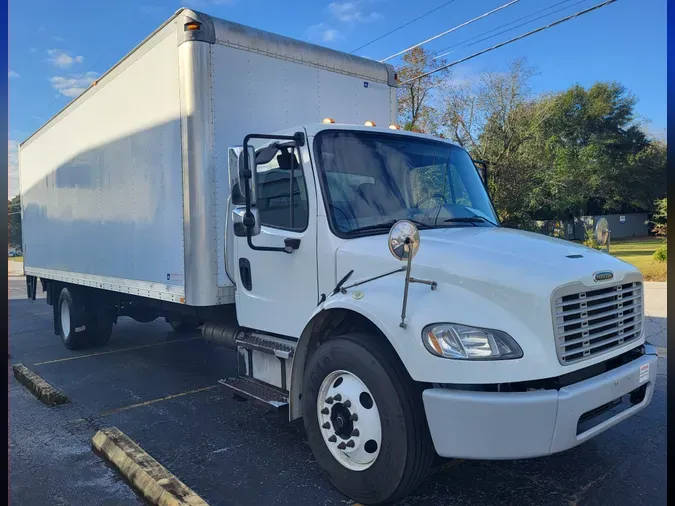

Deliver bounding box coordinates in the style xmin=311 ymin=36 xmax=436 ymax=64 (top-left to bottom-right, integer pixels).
xmin=232 ymin=129 xmax=318 ymax=338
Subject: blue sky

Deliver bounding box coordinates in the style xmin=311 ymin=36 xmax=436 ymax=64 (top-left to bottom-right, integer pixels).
xmin=8 ymin=0 xmax=667 ymax=197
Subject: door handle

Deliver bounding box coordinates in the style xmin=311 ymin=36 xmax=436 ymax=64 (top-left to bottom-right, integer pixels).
xmin=284 ymin=238 xmax=301 ymax=253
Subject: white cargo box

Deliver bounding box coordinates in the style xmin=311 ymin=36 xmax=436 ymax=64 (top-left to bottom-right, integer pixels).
xmin=19 ymin=8 xmax=397 ymax=307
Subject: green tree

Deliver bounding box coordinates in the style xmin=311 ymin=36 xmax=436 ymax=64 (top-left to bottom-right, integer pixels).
xmin=395 ymin=47 xmax=448 ymax=133
xmin=8 ymin=195 xmax=22 ymax=247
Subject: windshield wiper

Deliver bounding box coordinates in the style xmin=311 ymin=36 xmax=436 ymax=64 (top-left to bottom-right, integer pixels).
xmin=352 ymin=219 xmax=431 ymax=234
xmin=444 ymin=215 xmax=496 ymax=226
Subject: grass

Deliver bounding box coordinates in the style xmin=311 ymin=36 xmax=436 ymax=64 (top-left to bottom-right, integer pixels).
xmin=609 ymin=237 xmax=666 ymax=282
xmin=9 ymin=256 xmax=23 ymax=262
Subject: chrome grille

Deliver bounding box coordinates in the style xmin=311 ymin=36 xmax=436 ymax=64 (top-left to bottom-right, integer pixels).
xmin=552 ymin=281 xmax=643 ymax=365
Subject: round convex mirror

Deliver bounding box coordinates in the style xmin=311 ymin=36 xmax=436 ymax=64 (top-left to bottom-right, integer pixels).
xmin=388 ymin=220 xmax=420 ymax=261
xmin=595 ymin=217 xmax=610 ymax=246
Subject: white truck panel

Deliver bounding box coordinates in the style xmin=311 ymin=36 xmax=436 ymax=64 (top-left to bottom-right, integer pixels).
xmin=20 ymin=22 xmax=186 ymax=302
xmin=209 ymin=36 xmax=395 ymax=288
xmin=19 ymin=7 xmax=397 ymax=307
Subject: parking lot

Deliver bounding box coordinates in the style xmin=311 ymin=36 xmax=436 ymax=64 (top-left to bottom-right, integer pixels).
xmin=9 ymin=272 xmax=667 ymax=506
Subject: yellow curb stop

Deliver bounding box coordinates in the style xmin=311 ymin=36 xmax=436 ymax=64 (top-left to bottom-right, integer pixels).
xmin=92 ymin=427 xmax=209 ymax=506
xmin=11 ymin=363 xmax=69 ymax=406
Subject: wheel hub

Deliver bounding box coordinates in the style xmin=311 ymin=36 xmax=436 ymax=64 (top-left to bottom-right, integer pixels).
xmin=317 ymin=370 xmax=382 ymax=471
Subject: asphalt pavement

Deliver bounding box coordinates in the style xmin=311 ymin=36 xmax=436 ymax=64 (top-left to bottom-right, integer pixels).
xmin=8 ymin=272 xmax=667 ymax=506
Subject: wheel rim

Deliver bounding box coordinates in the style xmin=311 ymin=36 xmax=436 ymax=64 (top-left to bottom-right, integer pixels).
xmin=60 ymin=300 xmax=71 ymax=338
xmin=317 ymin=369 xmax=382 ymax=471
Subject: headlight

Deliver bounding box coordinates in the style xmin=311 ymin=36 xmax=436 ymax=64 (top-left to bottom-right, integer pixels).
xmin=422 ymin=323 xmax=523 ymax=360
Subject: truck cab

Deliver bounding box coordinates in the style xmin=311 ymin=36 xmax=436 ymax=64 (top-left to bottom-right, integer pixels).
xmin=220 ymin=121 xmax=658 ymax=504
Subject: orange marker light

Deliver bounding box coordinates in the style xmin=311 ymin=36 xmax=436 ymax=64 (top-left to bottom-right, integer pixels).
xmin=185 ymin=22 xmax=201 ymax=31
xmin=388 ymin=124 xmax=399 ymax=130
xmin=364 ymin=120 xmax=376 ymax=127
xmin=323 ymin=117 xmax=335 ymax=124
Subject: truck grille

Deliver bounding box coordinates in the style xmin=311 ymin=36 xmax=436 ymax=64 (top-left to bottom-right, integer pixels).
xmin=552 ymin=281 xmax=643 ymax=365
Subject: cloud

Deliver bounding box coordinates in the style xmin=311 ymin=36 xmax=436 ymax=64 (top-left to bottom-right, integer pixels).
xmin=53 ymin=36 xmax=65 ymax=42
xmin=8 ymin=140 xmax=19 ymax=198
xmin=305 ymin=23 xmax=343 ymax=43
xmin=49 ymin=71 xmax=99 ymax=97
xmin=47 ymin=49 xmax=84 ymax=69
xmin=8 ymin=70 xmax=19 ymax=78
xmin=328 ymin=1 xmax=382 ymax=23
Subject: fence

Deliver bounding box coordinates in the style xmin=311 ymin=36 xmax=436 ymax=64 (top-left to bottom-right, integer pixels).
xmin=535 ymin=213 xmax=649 ymax=241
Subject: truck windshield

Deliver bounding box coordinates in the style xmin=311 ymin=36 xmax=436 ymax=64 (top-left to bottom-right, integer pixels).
xmin=315 ymin=130 xmax=499 ymax=236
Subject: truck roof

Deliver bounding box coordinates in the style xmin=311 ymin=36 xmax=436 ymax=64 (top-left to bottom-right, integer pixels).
xmin=299 ymin=123 xmax=464 ymax=149
xmin=21 ymin=7 xmax=396 ymax=147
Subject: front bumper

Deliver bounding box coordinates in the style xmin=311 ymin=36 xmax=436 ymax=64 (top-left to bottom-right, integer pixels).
xmin=423 ymin=346 xmax=658 ymax=459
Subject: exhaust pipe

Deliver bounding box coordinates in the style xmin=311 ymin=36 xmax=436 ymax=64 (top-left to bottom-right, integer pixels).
xmin=201 ymin=322 xmax=242 ymax=349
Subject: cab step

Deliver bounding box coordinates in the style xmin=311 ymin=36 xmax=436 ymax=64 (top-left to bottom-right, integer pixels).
xmin=236 ymin=333 xmax=296 ymax=359
xmin=218 ymin=377 xmax=289 ymax=410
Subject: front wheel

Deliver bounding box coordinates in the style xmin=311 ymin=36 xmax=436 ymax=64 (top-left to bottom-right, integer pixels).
xmin=302 ymin=334 xmax=434 ymax=504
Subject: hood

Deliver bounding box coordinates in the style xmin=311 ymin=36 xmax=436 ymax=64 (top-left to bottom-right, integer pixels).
xmin=336 ymin=226 xmax=639 ymax=299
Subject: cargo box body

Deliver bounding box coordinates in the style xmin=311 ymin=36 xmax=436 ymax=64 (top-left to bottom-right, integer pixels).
xmin=19 ymin=8 xmax=397 ymax=307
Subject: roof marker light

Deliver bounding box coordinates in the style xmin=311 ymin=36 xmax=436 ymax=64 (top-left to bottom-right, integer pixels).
xmin=389 ymin=124 xmax=400 ymax=130
xmin=323 ymin=117 xmax=335 ymax=124
xmin=364 ymin=120 xmax=376 ymax=127
xmin=185 ymin=22 xmax=201 ymax=31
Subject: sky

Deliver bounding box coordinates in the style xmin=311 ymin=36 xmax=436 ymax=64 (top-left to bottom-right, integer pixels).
xmin=8 ymin=0 xmax=667 ymax=197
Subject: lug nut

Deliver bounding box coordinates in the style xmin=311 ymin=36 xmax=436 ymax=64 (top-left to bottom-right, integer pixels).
xmin=337 ymin=442 xmax=346 ymax=450
xmin=343 ymin=400 xmax=351 ymax=408
xmin=325 ymin=397 xmax=334 ymax=404
xmin=349 ymin=413 xmax=358 ymax=422
xmin=321 ymin=408 xmax=329 ymax=415
xmin=328 ymin=435 xmax=337 ymax=443
xmin=351 ymin=429 xmax=359 ymax=437
xmin=333 ymin=394 xmax=342 ymax=401
xmin=346 ymin=440 xmax=355 ymax=448
xmin=322 ymin=422 xmax=331 ymax=429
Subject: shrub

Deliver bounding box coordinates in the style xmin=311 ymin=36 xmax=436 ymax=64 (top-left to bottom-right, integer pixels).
xmin=583 ymin=226 xmax=602 ymax=250
xmin=653 ymin=244 xmax=667 ymax=262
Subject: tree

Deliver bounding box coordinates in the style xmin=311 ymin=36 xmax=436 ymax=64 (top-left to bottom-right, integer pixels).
xmin=8 ymin=195 xmax=22 ymax=247
xmin=395 ymin=47 xmax=448 ymax=133
xmin=535 ymin=82 xmax=665 ymax=218
xmin=439 ymin=58 xmax=543 ymax=228
xmin=650 ymin=197 xmax=667 ymax=237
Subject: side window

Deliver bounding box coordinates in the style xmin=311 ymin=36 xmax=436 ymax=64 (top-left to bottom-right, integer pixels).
xmin=256 ymin=149 xmax=309 ymax=231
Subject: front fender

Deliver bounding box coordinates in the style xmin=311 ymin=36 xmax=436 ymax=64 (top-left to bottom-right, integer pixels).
xmin=289 ymin=272 xmax=552 ymax=420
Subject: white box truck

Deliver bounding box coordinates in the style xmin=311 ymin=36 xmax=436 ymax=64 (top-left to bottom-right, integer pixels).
xmin=18 ymin=8 xmax=657 ymax=504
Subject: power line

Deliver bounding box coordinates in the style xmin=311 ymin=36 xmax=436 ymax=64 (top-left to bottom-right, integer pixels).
xmin=44 ymin=56 xmax=104 ymax=114
xmin=380 ymin=0 xmax=521 ymax=62
xmin=400 ymin=0 xmax=618 ymax=85
xmin=350 ymin=0 xmax=458 ymax=54
xmin=432 ymin=0 xmax=589 ymax=60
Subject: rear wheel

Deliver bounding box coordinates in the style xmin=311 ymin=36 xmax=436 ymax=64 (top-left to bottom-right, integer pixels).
xmin=302 ymin=334 xmax=434 ymax=504
xmin=57 ymin=287 xmax=114 ymax=349
xmin=58 ymin=287 xmax=87 ymax=350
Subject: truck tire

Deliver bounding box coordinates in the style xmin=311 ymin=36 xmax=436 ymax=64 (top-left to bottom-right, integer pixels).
xmin=58 ymin=287 xmax=113 ymax=349
xmin=87 ymin=304 xmax=114 ymax=347
xmin=302 ymin=334 xmax=434 ymax=504
xmin=168 ymin=318 xmax=200 ymax=334
xmin=57 ymin=287 xmax=89 ymax=350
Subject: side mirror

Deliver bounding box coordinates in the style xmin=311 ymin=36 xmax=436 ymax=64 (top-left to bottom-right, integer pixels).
xmin=228 ymin=146 xmax=258 ymax=206
xmin=474 ymin=159 xmax=488 ymax=185
xmin=232 ymin=207 xmax=260 ymax=237
xmin=228 ymin=147 xmax=255 ymax=206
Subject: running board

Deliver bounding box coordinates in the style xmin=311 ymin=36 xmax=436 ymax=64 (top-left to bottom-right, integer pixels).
xmin=236 ymin=333 xmax=296 ymax=359
xmin=218 ymin=377 xmax=289 ymax=410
